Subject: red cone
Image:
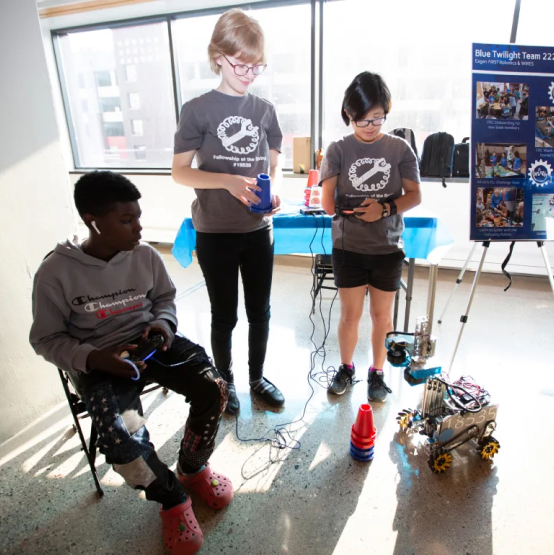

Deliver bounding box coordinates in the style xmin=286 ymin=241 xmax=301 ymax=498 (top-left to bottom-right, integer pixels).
xmin=351 ymin=425 xmax=376 ymax=449
xmin=352 ymin=404 xmax=375 ymax=439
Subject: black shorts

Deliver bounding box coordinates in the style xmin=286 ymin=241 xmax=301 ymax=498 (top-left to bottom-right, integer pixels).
xmin=331 ymin=248 xmax=405 ymax=291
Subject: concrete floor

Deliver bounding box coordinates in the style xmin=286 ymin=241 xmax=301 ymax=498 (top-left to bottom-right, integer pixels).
xmin=1 ymin=249 xmax=554 ymax=555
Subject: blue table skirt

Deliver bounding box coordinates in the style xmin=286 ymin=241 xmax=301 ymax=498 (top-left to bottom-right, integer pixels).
xmin=172 ymin=202 xmax=453 ymax=268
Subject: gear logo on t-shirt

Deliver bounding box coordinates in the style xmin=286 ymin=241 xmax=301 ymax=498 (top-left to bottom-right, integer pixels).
xmin=348 ymin=157 xmax=392 ymax=192
xmin=217 ymin=116 xmax=259 ymax=154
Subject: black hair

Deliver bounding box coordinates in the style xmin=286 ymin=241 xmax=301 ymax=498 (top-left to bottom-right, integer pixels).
xmin=74 ymin=171 xmax=141 ymax=216
xmin=341 ymin=71 xmax=392 ymax=126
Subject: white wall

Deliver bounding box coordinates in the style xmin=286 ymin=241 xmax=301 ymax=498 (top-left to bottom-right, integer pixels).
xmin=0 ymin=0 xmax=77 ymax=443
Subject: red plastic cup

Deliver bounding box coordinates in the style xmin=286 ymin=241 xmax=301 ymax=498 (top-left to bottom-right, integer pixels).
xmin=351 ymin=425 xmax=376 ymax=448
xmin=352 ymin=404 xmax=376 ymax=439
xmin=350 ymin=431 xmax=376 ymax=450
xmin=307 ymin=169 xmax=319 ymax=188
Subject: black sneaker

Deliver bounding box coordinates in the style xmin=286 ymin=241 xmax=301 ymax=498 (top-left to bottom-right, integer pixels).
xmin=367 ymin=369 xmax=392 ymax=402
xmin=225 ymin=383 xmax=240 ymax=415
xmin=250 ymin=377 xmax=285 ymax=407
xmin=328 ymin=364 xmax=355 ymax=395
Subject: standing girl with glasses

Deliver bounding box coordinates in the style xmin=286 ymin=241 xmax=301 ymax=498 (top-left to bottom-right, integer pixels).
xmin=320 ymin=71 xmax=421 ymax=403
xmin=172 ymin=9 xmax=284 ymax=415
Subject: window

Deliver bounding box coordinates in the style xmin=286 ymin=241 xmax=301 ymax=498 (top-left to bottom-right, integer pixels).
xmin=172 ymin=13 xmax=224 ymax=105
xmin=517 ymin=0 xmax=554 ymax=46
xmin=135 ymin=145 xmax=147 ymax=160
xmin=132 ymin=119 xmax=144 ymax=136
xmin=104 ymin=122 xmax=124 ymax=136
xmin=99 ymin=97 xmax=121 ymax=113
xmin=55 ymin=22 xmax=175 ymax=168
xmin=94 ymin=70 xmax=112 ymax=87
xmin=125 ymin=64 xmax=137 ymax=82
xmin=322 ymin=0 xmax=514 ymax=150
xmin=172 ymin=3 xmax=312 ymax=169
xmin=54 ymin=1 xmax=519 ymax=172
xmin=128 ymin=92 xmax=140 ymax=110
xmin=181 ymin=61 xmax=196 ymax=81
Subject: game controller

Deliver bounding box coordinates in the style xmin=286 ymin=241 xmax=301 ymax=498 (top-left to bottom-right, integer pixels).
xmin=130 ymin=333 xmax=165 ymax=363
xmin=336 ymin=205 xmax=361 ymax=217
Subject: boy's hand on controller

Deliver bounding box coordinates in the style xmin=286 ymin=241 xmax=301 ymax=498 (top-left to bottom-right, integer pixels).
xmin=355 ymin=199 xmax=381 ymax=223
xmin=269 ymin=194 xmax=281 ymax=216
xmin=142 ymin=324 xmax=170 ymax=350
xmin=87 ymin=344 xmax=146 ymax=378
xmin=226 ymin=175 xmax=261 ymax=207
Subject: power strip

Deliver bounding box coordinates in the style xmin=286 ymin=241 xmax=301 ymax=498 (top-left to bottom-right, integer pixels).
xmin=300 ymin=207 xmax=326 ymax=215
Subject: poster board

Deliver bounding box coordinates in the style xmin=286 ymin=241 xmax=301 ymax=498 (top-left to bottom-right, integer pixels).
xmin=471 ymin=43 xmax=554 ymax=241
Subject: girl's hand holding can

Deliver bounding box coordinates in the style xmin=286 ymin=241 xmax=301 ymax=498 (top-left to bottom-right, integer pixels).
xmin=268 ymin=194 xmax=281 ymax=215
xmin=226 ymin=175 xmax=261 ymax=206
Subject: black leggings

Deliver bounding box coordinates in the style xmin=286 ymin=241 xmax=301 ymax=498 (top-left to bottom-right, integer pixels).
xmin=196 ymin=226 xmax=274 ymax=382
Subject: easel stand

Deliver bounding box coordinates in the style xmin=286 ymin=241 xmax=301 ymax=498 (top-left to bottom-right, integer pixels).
xmin=445 ymin=240 xmax=554 ymax=374
xmin=438 ymin=243 xmax=478 ymax=324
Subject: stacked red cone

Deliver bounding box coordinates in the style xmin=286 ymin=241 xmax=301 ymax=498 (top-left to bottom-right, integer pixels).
xmin=350 ymin=404 xmax=376 ymax=462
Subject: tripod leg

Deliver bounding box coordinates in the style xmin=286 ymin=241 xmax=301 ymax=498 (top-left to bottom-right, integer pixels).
xmin=425 ymin=264 xmax=439 ymax=338
xmin=403 ymin=258 xmax=415 ymax=332
xmin=438 ymin=242 xmax=478 ymax=324
xmin=393 ymin=289 xmax=400 ymax=330
xmin=447 ymin=242 xmax=490 ymax=376
xmin=538 ymin=241 xmax=554 ymax=299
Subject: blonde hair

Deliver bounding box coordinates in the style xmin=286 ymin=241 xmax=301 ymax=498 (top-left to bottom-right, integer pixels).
xmin=208 ymin=8 xmax=266 ymax=75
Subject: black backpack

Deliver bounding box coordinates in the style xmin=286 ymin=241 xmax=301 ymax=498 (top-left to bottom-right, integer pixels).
xmin=389 ymin=127 xmax=419 ymax=166
xmin=451 ymin=137 xmax=470 ymax=178
xmin=420 ymin=132 xmax=455 ymax=187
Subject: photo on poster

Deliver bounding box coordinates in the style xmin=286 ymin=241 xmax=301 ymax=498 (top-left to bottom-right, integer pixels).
xmin=531 ymin=194 xmax=554 ymax=233
xmin=476 ymin=187 xmax=524 ymax=228
xmin=475 ymin=82 xmax=529 ymax=120
xmin=475 ymin=143 xmax=526 ymax=178
xmin=535 ymin=106 xmax=554 ymax=148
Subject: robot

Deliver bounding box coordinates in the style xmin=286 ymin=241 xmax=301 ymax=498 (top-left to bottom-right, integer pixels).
xmin=387 ymin=265 xmax=500 ymax=473
xmin=395 ymin=374 xmax=500 ymax=473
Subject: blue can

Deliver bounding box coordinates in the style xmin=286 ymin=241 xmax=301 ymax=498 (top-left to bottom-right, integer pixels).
xmin=249 ymin=173 xmax=273 ymax=214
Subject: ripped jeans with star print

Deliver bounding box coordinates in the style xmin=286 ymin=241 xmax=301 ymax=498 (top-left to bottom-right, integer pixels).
xmin=72 ymin=336 xmax=229 ymax=509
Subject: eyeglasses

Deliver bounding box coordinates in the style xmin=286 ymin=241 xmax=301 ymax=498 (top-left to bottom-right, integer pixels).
xmin=221 ymin=53 xmax=267 ymax=76
xmin=353 ymin=116 xmax=387 ymax=128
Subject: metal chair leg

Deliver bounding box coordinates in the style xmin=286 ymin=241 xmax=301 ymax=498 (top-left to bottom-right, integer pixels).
xmin=88 ymin=425 xmax=98 ymax=467
xmin=58 ymin=370 xmax=104 ymax=496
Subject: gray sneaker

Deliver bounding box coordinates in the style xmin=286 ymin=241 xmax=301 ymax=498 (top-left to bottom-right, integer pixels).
xmin=367 ymin=369 xmax=392 ymax=402
xmin=328 ymin=364 xmax=355 ymax=395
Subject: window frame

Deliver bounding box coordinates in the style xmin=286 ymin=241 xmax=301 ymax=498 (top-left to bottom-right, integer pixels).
xmin=50 ymin=0 xmax=523 ymax=173
xmin=51 ymin=0 xmax=315 ymax=172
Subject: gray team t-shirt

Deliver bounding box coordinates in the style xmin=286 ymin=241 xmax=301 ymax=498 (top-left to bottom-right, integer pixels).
xmin=320 ymin=133 xmax=420 ymax=255
xmin=174 ymin=90 xmax=283 ymax=233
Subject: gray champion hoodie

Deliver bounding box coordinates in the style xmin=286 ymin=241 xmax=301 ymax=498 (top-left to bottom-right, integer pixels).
xmin=30 ymin=239 xmax=177 ymax=375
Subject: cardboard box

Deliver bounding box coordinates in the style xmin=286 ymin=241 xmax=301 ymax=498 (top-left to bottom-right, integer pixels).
xmin=293 ymin=137 xmax=311 ymax=174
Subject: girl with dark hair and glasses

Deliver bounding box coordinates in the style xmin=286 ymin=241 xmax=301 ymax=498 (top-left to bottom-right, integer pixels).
xmin=320 ymin=71 xmax=422 ymax=403
xmin=172 ymin=9 xmax=285 ymax=415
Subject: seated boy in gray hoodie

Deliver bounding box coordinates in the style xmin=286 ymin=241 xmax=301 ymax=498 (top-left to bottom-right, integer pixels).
xmin=30 ymin=171 xmax=232 ymax=555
